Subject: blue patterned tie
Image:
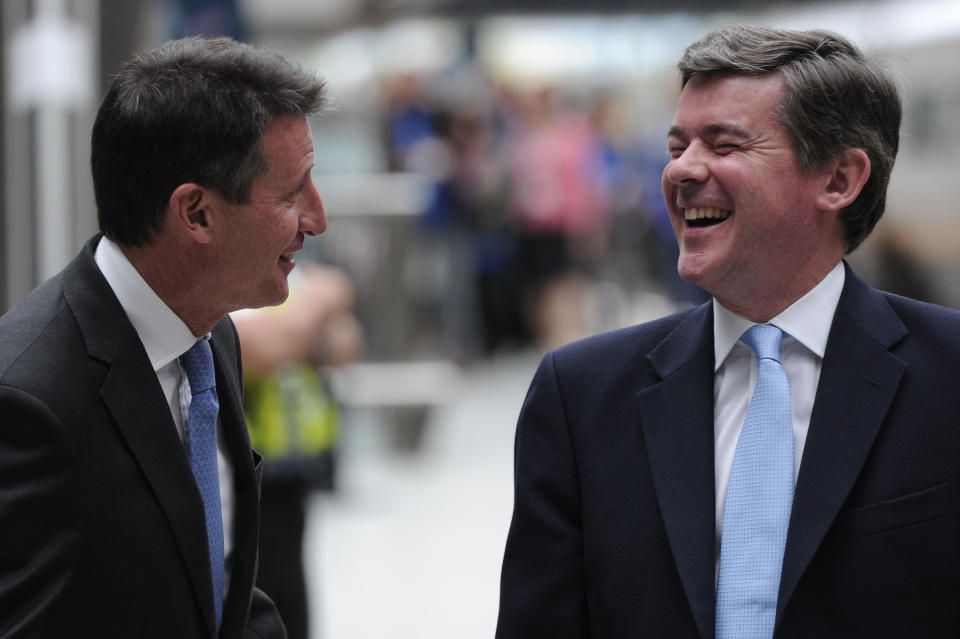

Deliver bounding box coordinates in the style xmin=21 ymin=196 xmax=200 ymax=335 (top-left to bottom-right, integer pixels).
xmin=180 ymin=338 xmax=225 ymax=633
xmin=716 ymin=324 xmax=794 ymax=639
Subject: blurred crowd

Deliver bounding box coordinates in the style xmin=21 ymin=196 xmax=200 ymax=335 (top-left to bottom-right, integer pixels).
xmin=377 ymin=55 xmax=708 ymax=361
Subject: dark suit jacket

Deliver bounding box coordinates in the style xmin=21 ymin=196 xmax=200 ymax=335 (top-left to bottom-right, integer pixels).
xmin=496 ymin=263 xmax=960 ymax=638
xmin=0 ymin=236 xmax=285 ymax=638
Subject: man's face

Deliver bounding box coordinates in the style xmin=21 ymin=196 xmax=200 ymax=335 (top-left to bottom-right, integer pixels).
xmin=212 ymin=114 xmax=326 ymax=310
xmin=662 ymin=73 xmax=843 ymax=318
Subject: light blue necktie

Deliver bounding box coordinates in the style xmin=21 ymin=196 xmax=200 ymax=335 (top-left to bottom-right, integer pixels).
xmin=716 ymin=324 xmax=794 ymax=639
xmin=180 ymin=338 xmax=225 ymax=633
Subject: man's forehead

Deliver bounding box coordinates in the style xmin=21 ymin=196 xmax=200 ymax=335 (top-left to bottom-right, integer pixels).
xmin=682 ymin=71 xmax=785 ymax=93
xmin=667 ymin=74 xmax=785 ymax=138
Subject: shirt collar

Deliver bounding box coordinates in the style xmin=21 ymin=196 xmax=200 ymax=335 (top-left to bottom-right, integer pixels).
xmin=713 ymin=260 xmax=845 ymax=370
xmin=94 ymin=236 xmax=198 ymax=371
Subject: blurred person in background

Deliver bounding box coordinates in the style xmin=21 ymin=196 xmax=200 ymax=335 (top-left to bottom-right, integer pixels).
xmin=381 ymin=71 xmax=624 ymax=357
xmin=868 ymin=226 xmax=938 ymax=304
xmin=505 ymin=87 xmax=611 ymax=352
xmin=497 ymin=25 xmax=960 ymax=638
xmin=0 ymin=36 xmax=326 ymax=637
xmin=233 ymin=265 xmax=362 ymax=639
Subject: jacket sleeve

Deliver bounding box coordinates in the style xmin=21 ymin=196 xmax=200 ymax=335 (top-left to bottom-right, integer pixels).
xmin=495 ymin=352 xmax=590 ymax=638
xmin=0 ymin=385 xmax=81 ymax=638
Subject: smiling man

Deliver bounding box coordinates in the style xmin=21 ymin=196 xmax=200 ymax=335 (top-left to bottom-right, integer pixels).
xmin=497 ymin=26 xmax=960 ymax=639
xmin=0 ymin=37 xmax=326 ymax=638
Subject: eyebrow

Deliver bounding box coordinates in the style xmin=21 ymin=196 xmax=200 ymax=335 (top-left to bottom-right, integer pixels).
xmin=296 ymin=166 xmax=313 ymax=185
xmin=667 ymin=123 xmax=752 ymax=140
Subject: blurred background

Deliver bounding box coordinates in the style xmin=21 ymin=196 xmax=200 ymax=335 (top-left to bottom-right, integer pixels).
xmin=3 ymin=0 xmax=960 ymax=637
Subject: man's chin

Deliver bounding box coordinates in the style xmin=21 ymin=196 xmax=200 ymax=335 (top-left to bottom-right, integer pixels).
xmin=246 ymin=283 xmax=289 ymax=311
xmin=676 ymin=257 xmax=708 ymax=288
xmin=268 ymin=286 xmax=290 ymax=308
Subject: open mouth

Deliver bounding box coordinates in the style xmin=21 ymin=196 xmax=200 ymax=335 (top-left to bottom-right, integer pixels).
xmin=684 ymin=207 xmax=731 ymax=228
xmin=279 ymin=252 xmax=295 ymax=263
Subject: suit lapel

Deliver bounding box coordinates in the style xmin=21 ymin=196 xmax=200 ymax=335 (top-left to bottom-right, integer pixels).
xmin=637 ymin=304 xmax=717 ymax=639
xmin=100 ymin=344 xmax=218 ymax=635
xmin=776 ymin=266 xmax=907 ymax=622
xmin=210 ymin=325 xmax=260 ymax=638
xmin=64 ymin=238 xmax=219 ymax=637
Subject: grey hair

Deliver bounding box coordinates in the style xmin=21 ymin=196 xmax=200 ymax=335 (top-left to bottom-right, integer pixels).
xmin=678 ymin=26 xmax=901 ymax=252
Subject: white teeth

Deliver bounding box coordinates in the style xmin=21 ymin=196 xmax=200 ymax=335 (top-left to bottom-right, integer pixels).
xmin=280 ymin=253 xmax=294 ymax=261
xmin=683 ymin=207 xmax=731 ymax=221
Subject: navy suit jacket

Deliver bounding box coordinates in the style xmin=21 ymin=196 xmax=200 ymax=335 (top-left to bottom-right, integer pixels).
xmin=497 ymin=263 xmax=960 ymax=638
xmin=0 ymin=236 xmax=285 ymax=638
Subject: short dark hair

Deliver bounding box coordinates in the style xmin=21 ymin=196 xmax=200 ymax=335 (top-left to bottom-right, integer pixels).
xmin=678 ymin=26 xmax=901 ymax=252
xmin=92 ymin=36 xmax=328 ymax=247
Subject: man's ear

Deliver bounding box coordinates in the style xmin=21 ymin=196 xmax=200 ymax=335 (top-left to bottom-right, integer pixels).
xmin=817 ymin=148 xmax=871 ymax=213
xmin=168 ymin=183 xmax=214 ymax=243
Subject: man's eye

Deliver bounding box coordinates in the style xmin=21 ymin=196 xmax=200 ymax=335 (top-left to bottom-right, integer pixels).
xmin=714 ymin=144 xmax=738 ymax=153
xmin=668 ymin=147 xmax=686 ymax=159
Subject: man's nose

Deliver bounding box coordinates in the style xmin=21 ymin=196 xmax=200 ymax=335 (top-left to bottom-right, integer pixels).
xmin=664 ymin=142 xmax=710 ymax=186
xmin=300 ymin=180 xmax=327 ymax=236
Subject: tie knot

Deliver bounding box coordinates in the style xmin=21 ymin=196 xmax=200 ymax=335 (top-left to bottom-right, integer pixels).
xmin=740 ymin=324 xmax=783 ymax=363
xmin=180 ymin=338 xmax=216 ymax=395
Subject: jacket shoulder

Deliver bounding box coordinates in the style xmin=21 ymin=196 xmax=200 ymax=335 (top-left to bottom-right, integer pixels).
xmin=880 ymin=291 xmax=960 ymax=323
xmin=552 ymin=304 xmax=705 ymax=368
xmin=0 ymin=273 xmax=73 ymax=380
xmin=878 ymin=291 xmax=960 ymax=355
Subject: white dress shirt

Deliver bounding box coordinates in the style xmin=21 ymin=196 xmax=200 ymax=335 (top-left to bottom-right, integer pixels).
xmin=712 ymin=261 xmax=845 ymax=572
xmin=94 ymin=236 xmax=235 ymax=589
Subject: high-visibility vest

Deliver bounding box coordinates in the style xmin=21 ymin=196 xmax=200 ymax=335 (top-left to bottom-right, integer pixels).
xmin=243 ymin=362 xmax=338 ymax=486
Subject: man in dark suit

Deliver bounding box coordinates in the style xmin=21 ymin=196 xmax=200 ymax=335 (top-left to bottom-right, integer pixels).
xmin=496 ymin=26 xmax=960 ymax=638
xmin=0 ymin=37 xmax=327 ymax=637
